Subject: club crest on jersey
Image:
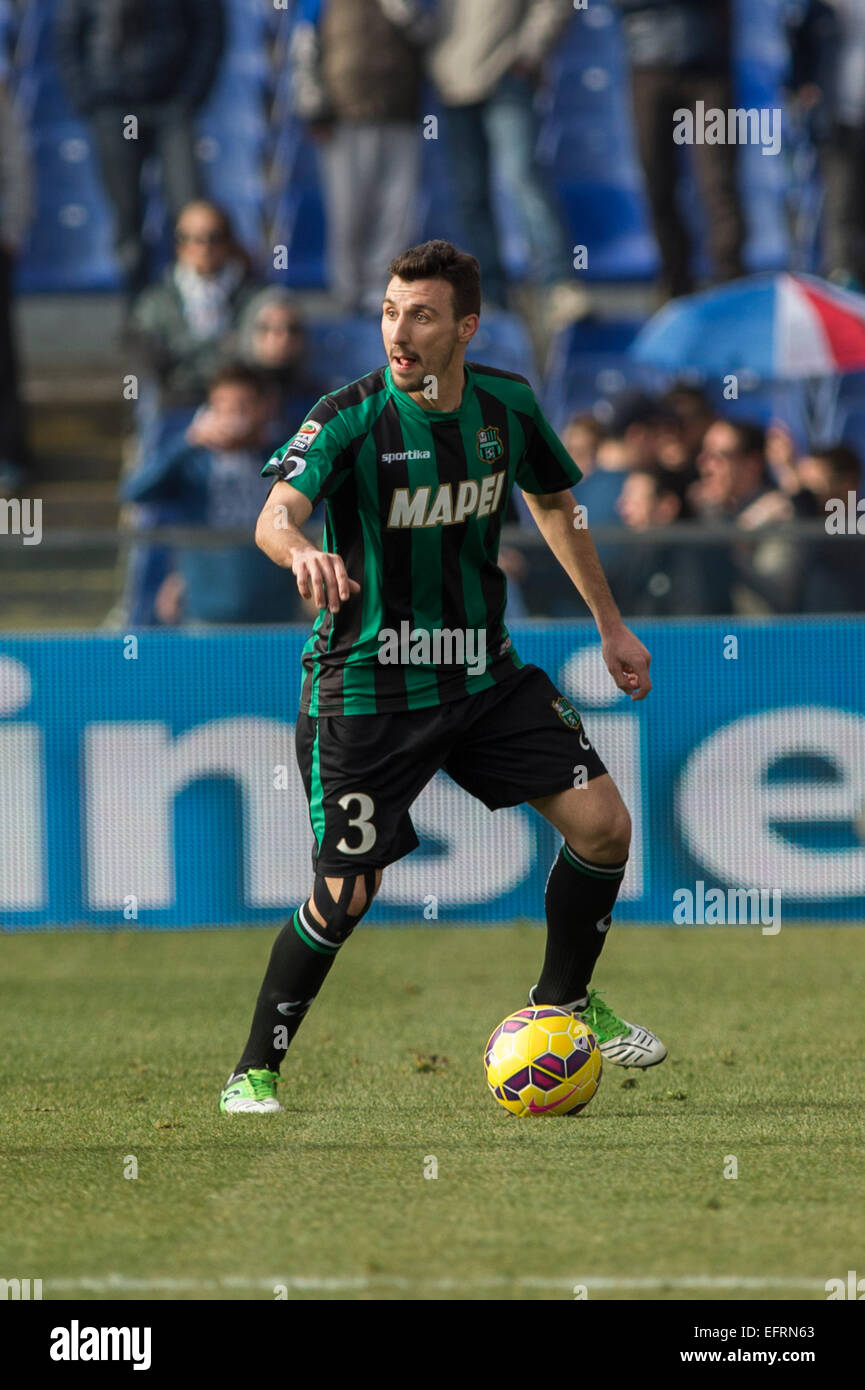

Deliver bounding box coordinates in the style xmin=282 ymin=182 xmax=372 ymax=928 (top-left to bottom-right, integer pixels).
xmin=476 ymin=425 xmax=503 ymax=463
xmin=552 ymin=695 xmax=582 ymax=730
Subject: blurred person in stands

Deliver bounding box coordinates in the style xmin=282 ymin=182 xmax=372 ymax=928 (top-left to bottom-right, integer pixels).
xmin=128 ymin=200 xmax=262 ymax=413
xmin=428 ymin=0 xmax=589 ymax=327
xmin=235 ymin=288 xmax=327 ymax=440
xmin=609 ymin=463 xmax=731 ymax=615
xmin=119 ymin=364 xmax=302 ymax=625
xmin=290 ymin=0 xmax=437 ymax=316
xmin=694 ymin=418 xmax=805 ymax=612
xmin=562 ymin=411 xmax=604 ymax=479
xmin=693 ymin=420 xmax=776 ymax=522
xmin=796 ymin=444 xmax=865 ymax=610
xmin=55 ymin=0 xmax=225 ymax=311
xmin=0 ymin=80 xmax=34 ymax=495
xmin=120 ymin=202 xmax=262 ymax=626
xmin=786 ymin=0 xmax=865 ymax=289
xmin=658 ymin=382 xmax=714 ymax=481
xmin=612 ymin=0 xmax=745 ymax=301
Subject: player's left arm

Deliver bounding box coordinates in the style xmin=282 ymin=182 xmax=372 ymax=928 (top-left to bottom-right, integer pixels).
xmin=521 ymin=488 xmax=652 ymax=701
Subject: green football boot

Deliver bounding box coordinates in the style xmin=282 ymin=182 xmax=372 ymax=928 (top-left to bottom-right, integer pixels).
xmin=529 ymin=986 xmax=667 ymax=1068
xmin=219 ymin=1068 xmax=284 ymax=1114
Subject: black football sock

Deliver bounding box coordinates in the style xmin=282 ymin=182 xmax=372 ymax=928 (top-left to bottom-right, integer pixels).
xmin=234 ymin=908 xmax=341 ymax=1075
xmin=533 ymin=842 xmax=628 ymax=1007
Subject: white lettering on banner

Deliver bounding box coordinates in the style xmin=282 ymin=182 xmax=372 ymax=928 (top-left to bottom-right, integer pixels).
xmin=676 ymin=707 xmax=865 ymax=896
xmin=84 ymin=719 xmax=313 ymax=909
xmin=0 ymin=727 xmax=45 ymax=908
xmin=0 ymin=656 xmax=45 ymax=909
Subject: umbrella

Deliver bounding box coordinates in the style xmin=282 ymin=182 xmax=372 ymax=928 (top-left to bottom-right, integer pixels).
xmin=630 ymin=272 xmax=865 ymax=378
xmin=629 ymin=272 xmax=865 ymax=442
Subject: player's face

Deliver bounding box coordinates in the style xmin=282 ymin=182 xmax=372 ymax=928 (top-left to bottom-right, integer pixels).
xmin=381 ymin=277 xmax=471 ymax=394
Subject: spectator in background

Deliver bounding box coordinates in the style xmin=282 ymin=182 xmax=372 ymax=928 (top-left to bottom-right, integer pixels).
xmin=795 ymin=444 xmax=865 ymax=610
xmin=428 ymin=0 xmax=590 ymax=327
xmin=120 ymin=364 xmax=301 ymax=625
xmin=235 ymin=288 xmax=327 ymax=441
xmin=659 ymin=382 xmax=715 ymax=479
xmin=693 ymin=418 xmax=804 ymax=612
xmin=785 ymin=0 xmax=865 ymax=289
xmin=609 ymin=464 xmax=731 ymax=614
xmin=0 ymin=81 xmax=34 ymax=494
xmin=693 ymin=420 xmax=774 ymax=522
xmin=565 ymin=391 xmax=670 ymax=576
xmin=290 ymin=0 xmax=437 ymax=316
xmin=55 ymin=0 xmax=224 ymax=311
xmin=128 ymin=200 xmax=262 ymax=414
xmin=119 ymin=202 xmax=261 ymax=627
xmin=612 ymin=0 xmax=745 ymax=301
xmin=562 ymin=411 xmax=604 ymax=478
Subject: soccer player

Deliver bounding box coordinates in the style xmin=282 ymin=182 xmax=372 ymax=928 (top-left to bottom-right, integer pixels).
xmin=219 ymin=240 xmax=666 ymax=1114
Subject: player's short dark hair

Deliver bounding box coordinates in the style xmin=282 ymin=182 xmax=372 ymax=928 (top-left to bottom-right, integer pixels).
xmin=387 ymin=240 xmax=482 ymax=320
xmin=207 ymin=362 xmax=274 ymax=398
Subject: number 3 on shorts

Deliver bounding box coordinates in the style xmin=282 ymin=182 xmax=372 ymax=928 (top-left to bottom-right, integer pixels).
xmin=336 ymin=792 xmax=377 ymax=854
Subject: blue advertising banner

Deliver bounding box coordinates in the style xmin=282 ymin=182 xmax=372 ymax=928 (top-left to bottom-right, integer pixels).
xmin=1 ymin=618 xmax=863 ymax=929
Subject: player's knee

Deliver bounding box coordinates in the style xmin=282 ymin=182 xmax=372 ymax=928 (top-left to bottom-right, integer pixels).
xmin=603 ymin=802 xmax=631 ymax=861
xmin=306 ymin=870 xmax=381 ymax=947
xmin=576 ymin=799 xmax=631 ymax=862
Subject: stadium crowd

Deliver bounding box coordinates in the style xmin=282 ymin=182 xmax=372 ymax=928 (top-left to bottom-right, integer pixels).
xmin=0 ymin=0 xmax=863 ymax=623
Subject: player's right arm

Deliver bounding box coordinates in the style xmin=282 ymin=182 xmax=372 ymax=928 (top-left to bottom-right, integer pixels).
xmin=255 ymin=480 xmax=359 ymax=614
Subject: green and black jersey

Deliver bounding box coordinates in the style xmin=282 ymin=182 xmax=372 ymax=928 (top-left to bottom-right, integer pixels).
xmin=261 ymin=360 xmax=582 ymax=715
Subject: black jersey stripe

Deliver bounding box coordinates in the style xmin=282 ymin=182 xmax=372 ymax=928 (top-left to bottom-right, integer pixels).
xmin=472 ymin=384 xmax=512 ymax=680
xmin=314 ymin=464 xmax=365 ymax=714
xmin=372 ymin=397 xmax=411 ymax=710
xmin=429 ymin=417 xmax=470 ymax=702
xmin=464 ymin=360 xmax=532 ymax=388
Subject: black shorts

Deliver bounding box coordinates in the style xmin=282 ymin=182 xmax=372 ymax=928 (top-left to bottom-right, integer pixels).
xmin=295 ymin=663 xmax=609 ymax=874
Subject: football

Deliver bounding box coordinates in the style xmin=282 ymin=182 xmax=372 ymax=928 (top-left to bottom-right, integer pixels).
xmin=484 ymin=1006 xmax=602 ymax=1117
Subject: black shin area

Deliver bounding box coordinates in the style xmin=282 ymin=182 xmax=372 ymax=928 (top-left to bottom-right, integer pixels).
xmin=233 ymin=869 xmax=377 ymax=1074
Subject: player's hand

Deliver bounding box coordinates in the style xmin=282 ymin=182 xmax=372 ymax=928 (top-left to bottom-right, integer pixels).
xmin=291 ymin=547 xmax=360 ymax=613
xmin=601 ymin=622 xmax=652 ymax=701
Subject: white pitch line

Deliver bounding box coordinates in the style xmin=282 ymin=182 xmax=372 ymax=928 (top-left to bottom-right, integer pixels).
xmin=48 ymin=1274 xmax=825 ymax=1294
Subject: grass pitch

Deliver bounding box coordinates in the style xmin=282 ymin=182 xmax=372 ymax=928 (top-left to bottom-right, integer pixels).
xmin=1 ymin=924 xmax=863 ymax=1301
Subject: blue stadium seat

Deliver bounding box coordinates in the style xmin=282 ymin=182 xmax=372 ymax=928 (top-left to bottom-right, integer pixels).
xmin=271 ymin=186 xmax=326 ymax=288
xmin=468 ymin=313 xmax=537 ymax=381
xmin=557 ymin=180 xmax=658 ymax=281
xmin=15 ymin=123 xmax=121 ymax=291
xmin=542 ymin=360 xmax=668 ymax=431
xmin=542 ymin=318 xmax=664 ymax=428
xmin=305 ymin=318 xmax=387 ymax=391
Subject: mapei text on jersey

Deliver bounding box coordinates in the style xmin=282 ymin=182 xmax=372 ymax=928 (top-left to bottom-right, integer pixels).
xmin=386 ymin=473 xmax=506 ymax=529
